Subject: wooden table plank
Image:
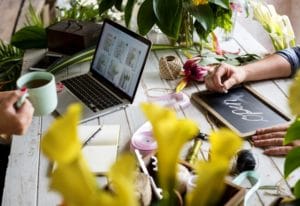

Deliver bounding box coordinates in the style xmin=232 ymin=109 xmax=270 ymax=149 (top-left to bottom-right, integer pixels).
xmin=2 ymin=117 xmax=41 ymax=206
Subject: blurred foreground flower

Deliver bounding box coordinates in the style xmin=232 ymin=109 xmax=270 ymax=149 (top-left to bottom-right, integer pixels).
xmin=186 ymin=129 xmax=242 ymax=206
xmin=176 ymin=57 xmax=208 ymax=92
xmin=250 ymin=0 xmax=295 ymax=50
xmin=41 ymin=104 xmax=138 ymax=206
xmin=141 ymin=103 xmax=199 ymax=205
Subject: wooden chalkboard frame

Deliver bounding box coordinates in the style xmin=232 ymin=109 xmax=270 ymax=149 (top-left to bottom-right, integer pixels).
xmin=191 ymin=84 xmax=292 ymax=137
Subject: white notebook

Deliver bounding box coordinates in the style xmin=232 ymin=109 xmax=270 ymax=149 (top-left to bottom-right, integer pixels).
xmin=79 ymin=125 xmax=120 ymax=175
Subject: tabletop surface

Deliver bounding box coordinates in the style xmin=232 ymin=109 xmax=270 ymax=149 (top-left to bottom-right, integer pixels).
xmin=2 ymin=23 xmax=299 ymax=206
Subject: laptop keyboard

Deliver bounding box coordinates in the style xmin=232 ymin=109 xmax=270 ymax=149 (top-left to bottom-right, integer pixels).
xmin=62 ymin=74 xmax=122 ymax=112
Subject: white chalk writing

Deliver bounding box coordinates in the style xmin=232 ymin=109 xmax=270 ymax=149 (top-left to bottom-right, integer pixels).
xmin=224 ymin=94 xmax=267 ymax=122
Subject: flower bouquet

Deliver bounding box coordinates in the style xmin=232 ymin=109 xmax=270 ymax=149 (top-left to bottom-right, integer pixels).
xmin=41 ymin=102 xmax=244 ymax=206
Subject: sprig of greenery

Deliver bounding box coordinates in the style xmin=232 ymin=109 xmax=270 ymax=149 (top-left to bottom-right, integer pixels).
xmin=0 ymin=40 xmax=24 ymax=91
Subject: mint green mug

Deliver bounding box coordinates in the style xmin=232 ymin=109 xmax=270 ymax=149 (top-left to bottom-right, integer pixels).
xmin=17 ymin=71 xmax=57 ymax=116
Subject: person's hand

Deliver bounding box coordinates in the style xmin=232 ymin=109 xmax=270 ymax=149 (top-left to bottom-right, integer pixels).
xmin=204 ymin=63 xmax=246 ymax=93
xmin=251 ymin=123 xmax=300 ymax=156
xmin=0 ymin=90 xmax=34 ymax=135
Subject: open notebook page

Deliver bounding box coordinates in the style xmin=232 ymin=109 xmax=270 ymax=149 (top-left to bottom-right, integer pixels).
xmin=79 ymin=125 xmax=120 ymax=175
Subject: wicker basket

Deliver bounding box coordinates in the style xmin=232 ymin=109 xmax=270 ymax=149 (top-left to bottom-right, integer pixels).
xmin=159 ymin=56 xmax=182 ymax=80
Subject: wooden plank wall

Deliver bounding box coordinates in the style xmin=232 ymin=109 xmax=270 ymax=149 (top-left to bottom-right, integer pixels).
xmin=0 ymin=0 xmax=24 ymax=42
xmin=0 ymin=0 xmax=46 ymax=42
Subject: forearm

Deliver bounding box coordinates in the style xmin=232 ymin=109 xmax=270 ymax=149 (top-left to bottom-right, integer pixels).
xmin=242 ymin=54 xmax=292 ymax=82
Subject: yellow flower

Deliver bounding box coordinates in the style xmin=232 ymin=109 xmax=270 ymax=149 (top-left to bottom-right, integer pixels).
xmin=106 ymin=154 xmax=138 ymax=206
xmin=186 ymin=161 xmax=228 ymax=206
xmin=141 ymin=103 xmax=199 ymax=202
xmin=41 ymin=103 xmax=81 ymax=164
xmin=186 ymin=128 xmax=242 ymax=206
xmin=289 ymin=71 xmax=300 ymax=115
xmin=51 ymin=155 xmax=100 ymax=206
xmin=42 ymin=103 xmax=138 ymax=206
xmin=209 ymin=128 xmax=242 ymax=161
xmin=192 ymin=0 xmax=209 ymax=6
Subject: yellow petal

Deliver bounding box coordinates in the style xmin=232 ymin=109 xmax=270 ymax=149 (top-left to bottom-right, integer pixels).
xmin=51 ymin=155 xmax=100 ymax=206
xmin=141 ymin=103 xmax=199 ymax=199
xmin=41 ymin=103 xmax=81 ymax=164
xmin=176 ymin=79 xmax=188 ymax=93
xmin=107 ymin=153 xmax=139 ymax=206
xmin=186 ymin=161 xmax=228 ymax=206
xmin=209 ymin=128 xmax=242 ymax=161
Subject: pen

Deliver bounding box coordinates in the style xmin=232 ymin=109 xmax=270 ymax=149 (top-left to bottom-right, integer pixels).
xmin=14 ymin=87 xmax=29 ymax=110
xmin=82 ymin=126 xmax=102 ymax=147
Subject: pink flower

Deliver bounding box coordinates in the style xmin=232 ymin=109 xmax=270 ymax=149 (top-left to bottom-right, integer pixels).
xmin=183 ymin=57 xmax=207 ymax=81
xmin=176 ymin=57 xmax=208 ymax=92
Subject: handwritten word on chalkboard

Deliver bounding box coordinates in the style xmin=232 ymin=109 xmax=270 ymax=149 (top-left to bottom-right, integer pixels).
xmin=191 ymin=86 xmax=290 ymax=137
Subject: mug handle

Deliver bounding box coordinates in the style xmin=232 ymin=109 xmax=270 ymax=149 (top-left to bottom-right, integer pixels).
xmin=232 ymin=171 xmax=260 ymax=206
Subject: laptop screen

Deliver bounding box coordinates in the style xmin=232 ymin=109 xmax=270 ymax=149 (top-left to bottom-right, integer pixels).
xmin=91 ymin=19 xmax=151 ymax=100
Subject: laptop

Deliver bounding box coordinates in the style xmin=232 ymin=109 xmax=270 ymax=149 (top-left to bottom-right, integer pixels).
xmin=56 ymin=19 xmax=152 ymax=122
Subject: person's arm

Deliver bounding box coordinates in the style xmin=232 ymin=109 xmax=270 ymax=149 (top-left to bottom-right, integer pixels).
xmin=0 ymin=90 xmax=34 ymax=136
xmin=242 ymin=53 xmax=291 ymax=81
xmin=205 ymin=46 xmax=300 ymax=92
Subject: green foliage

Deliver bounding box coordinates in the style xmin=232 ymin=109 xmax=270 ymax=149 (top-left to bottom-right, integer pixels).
xmin=199 ymin=52 xmax=261 ymax=66
xmin=284 ymin=147 xmax=300 ymax=179
xmin=284 ymin=118 xmax=300 ymax=199
xmin=284 ymin=118 xmax=300 ymax=145
xmin=25 ymin=3 xmax=44 ymax=27
xmin=0 ymin=40 xmax=24 ymax=91
xmin=124 ymin=0 xmax=136 ymax=26
xmin=137 ymin=0 xmax=157 ymax=35
xmin=46 ymin=47 xmax=95 ymax=74
xmin=11 ymin=26 xmax=47 ymax=49
xmin=98 ymin=0 xmax=232 ymax=41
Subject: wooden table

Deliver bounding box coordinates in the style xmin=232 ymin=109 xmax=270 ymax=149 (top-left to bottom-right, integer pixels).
xmin=2 ymin=23 xmax=298 ymax=206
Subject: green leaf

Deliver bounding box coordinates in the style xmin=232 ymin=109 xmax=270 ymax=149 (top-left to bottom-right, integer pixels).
xmin=25 ymin=3 xmax=44 ymax=27
xmin=137 ymin=0 xmax=156 ymax=35
xmin=46 ymin=47 xmax=95 ymax=74
xmin=294 ymin=180 xmax=300 ymax=199
xmin=224 ymin=58 xmax=240 ymax=66
xmin=209 ymin=0 xmax=230 ymax=9
xmin=284 ymin=147 xmax=300 ymax=178
xmin=125 ymin=0 xmax=136 ymax=26
xmin=284 ymin=118 xmax=300 ymax=145
xmin=199 ymin=57 xmax=220 ymax=66
xmin=115 ymin=0 xmax=124 ymax=11
xmin=153 ymin=0 xmax=182 ymax=39
xmin=11 ymin=26 xmax=47 ymax=49
xmin=190 ymin=4 xmax=214 ymax=32
xmin=99 ymin=0 xmax=116 ymax=15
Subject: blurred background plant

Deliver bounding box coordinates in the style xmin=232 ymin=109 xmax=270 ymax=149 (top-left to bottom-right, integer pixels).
xmin=249 ymin=0 xmax=296 ymax=51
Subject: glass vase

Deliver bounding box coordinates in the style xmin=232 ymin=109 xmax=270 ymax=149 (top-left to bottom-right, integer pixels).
xmin=176 ymin=10 xmax=194 ymax=47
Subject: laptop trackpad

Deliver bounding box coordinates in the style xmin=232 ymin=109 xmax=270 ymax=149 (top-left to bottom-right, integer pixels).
xmin=56 ymin=90 xmax=94 ymax=116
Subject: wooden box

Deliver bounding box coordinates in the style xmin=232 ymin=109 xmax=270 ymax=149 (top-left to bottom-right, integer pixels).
xmin=46 ymin=20 xmax=101 ymax=54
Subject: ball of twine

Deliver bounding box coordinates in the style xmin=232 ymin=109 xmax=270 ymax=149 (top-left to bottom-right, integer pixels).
xmin=159 ymin=56 xmax=182 ymax=80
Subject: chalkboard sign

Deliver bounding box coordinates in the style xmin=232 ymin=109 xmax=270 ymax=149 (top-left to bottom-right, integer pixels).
xmin=191 ymin=86 xmax=291 ymax=137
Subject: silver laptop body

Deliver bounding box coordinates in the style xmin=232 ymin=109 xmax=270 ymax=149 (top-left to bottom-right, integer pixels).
xmin=56 ymin=19 xmax=151 ymax=122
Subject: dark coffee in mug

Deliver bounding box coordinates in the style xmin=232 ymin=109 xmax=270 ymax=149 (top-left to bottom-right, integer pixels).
xmin=24 ymin=79 xmax=50 ymax=89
